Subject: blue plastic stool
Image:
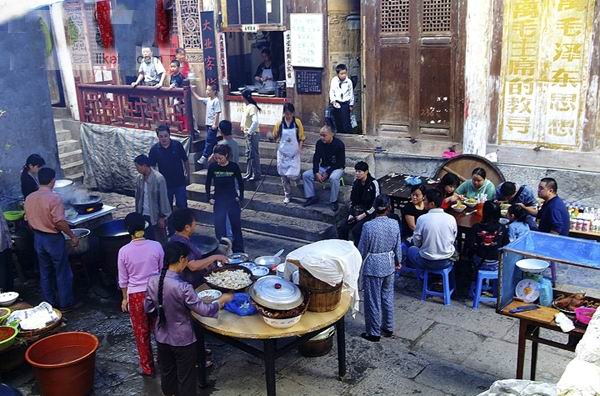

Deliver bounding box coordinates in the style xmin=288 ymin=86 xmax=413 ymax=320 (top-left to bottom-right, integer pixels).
xmin=421 ymin=265 xmax=454 ymax=305
xmin=472 ymin=269 xmax=498 ymax=309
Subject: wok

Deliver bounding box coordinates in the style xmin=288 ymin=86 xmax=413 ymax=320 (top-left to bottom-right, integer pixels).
xmin=188 ymin=234 xmax=219 ymax=258
xmin=71 ymin=194 xmax=103 ymax=215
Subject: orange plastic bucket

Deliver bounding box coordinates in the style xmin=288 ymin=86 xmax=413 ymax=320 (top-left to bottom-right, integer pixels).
xmin=25 ymin=332 xmax=99 ymax=396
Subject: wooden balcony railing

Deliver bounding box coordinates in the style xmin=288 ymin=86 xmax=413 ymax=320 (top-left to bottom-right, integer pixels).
xmin=75 ymin=78 xmax=195 ymax=135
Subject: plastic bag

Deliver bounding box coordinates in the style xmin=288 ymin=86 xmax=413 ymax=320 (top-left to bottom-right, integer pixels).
xmin=224 ymin=292 xmax=257 ymax=316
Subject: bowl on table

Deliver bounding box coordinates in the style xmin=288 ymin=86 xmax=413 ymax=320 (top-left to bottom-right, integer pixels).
xmin=0 ymin=292 xmax=19 ymax=307
xmin=0 ymin=307 xmax=10 ymax=324
xmin=451 ymin=203 xmax=466 ymax=213
xmin=516 ymin=259 xmax=550 ymax=274
xmin=251 ymin=266 xmax=270 ymax=279
xmin=204 ymin=265 xmax=254 ymax=293
xmin=0 ymin=326 xmax=19 ymax=352
xmin=197 ymin=289 xmax=222 ymax=304
xmin=499 ymin=218 xmax=510 ymax=225
xmin=500 ymin=203 xmax=511 ymax=211
xmin=463 ymin=198 xmax=478 ymax=209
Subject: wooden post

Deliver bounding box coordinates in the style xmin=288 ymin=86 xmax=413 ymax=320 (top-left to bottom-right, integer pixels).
xmin=74 ymin=77 xmax=85 ymax=123
xmin=183 ymin=80 xmax=195 ymax=140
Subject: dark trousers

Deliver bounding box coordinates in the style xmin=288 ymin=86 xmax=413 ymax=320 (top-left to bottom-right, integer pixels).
xmin=202 ymin=126 xmax=218 ymax=158
xmin=332 ymin=101 xmax=352 ymax=134
xmin=168 ymin=185 xmax=188 ymax=209
xmin=214 ymin=198 xmax=244 ymax=253
xmin=157 ymin=341 xmax=197 ymax=396
xmin=0 ymin=249 xmax=14 ymax=292
xmin=338 ymin=215 xmax=371 ymax=246
xmin=33 ymin=232 xmax=74 ymax=308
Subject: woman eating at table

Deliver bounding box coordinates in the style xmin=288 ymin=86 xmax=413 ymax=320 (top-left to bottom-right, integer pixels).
xmin=117 ymin=212 xmax=164 ymax=377
xmin=21 ymin=154 xmax=45 ymax=199
xmin=358 ymin=195 xmax=402 ymax=342
xmin=437 ymin=173 xmax=461 ymax=209
xmin=145 ymin=241 xmax=233 ymax=396
xmin=400 ymin=185 xmax=428 ymax=264
xmin=468 ymin=201 xmax=508 ymax=272
xmin=453 ymin=168 xmax=496 ymax=202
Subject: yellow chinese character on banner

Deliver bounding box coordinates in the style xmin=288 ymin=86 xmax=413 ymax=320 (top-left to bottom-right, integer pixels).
xmin=508 ymin=79 xmax=535 ymax=95
xmin=507 ymin=97 xmax=533 ymax=113
xmin=512 ymin=20 xmax=539 ymax=38
xmin=551 ymin=68 xmax=580 ymax=86
xmin=508 ymin=59 xmax=536 ymax=76
xmin=513 ymin=0 xmax=539 ymax=19
xmin=510 ymin=39 xmax=539 ymax=57
xmin=548 ymin=119 xmax=575 ymax=136
xmin=507 ymin=115 xmax=531 ymax=134
xmin=550 ymin=93 xmax=577 ymax=111
xmin=557 ymin=0 xmax=587 ymax=11
xmin=553 ymin=43 xmax=583 ymax=62
xmin=557 ymin=17 xmax=584 ymax=37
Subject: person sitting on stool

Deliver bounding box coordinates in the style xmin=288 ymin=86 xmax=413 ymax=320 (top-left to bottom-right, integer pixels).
xmin=302 ymin=125 xmax=345 ymax=212
xmin=406 ymin=189 xmax=457 ymax=270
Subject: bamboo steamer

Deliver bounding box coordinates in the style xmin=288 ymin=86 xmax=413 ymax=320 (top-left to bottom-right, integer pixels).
xmin=298 ymin=268 xmax=342 ymax=312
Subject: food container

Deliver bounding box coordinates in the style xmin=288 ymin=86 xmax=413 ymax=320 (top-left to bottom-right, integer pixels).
xmin=205 ymin=265 xmax=254 ymax=293
xmin=0 ymin=307 xmax=11 ymax=324
xmin=254 ymin=293 xmax=310 ymax=329
xmin=299 ymin=268 xmax=342 ymax=312
xmin=516 ymin=259 xmax=550 ymax=274
xmin=0 ymin=292 xmax=19 ymax=307
xmin=239 ymin=262 xmax=257 ymax=271
xmin=575 ymin=306 xmax=596 ymax=325
xmin=3 ymin=211 xmax=24 ymax=222
xmin=0 ymin=326 xmax=19 ymax=353
xmin=451 ymin=203 xmax=466 ymax=213
xmin=249 ymin=276 xmax=303 ymax=310
xmin=254 ymin=255 xmax=282 ymax=269
xmin=464 ymin=199 xmax=478 ymax=209
xmin=197 ymin=289 xmax=222 ymax=304
xmin=251 ymin=266 xmax=270 ymax=279
xmin=64 ymin=228 xmax=91 ymax=256
xmin=299 ymin=326 xmax=335 ymax=357
xmin=227 ymin=253 xmax=250 ymax=265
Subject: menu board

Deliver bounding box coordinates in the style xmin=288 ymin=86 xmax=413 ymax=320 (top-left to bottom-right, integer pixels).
xmin=295 ymin=69 xmax=322 ymax=94
xmin=290 ymin=13 xmax=324 ymax=68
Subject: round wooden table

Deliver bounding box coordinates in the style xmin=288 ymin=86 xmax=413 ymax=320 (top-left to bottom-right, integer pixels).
xmin=192 ymin=292 xmax=352 ymax=396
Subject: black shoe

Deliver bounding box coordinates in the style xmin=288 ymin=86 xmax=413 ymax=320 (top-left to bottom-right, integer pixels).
xmin=60 ymin=301 xmax=83 ymax=313
xmin=360 ymin=332 xmax=380 ymax=342
xmin=381 ymin=329 xmax=394 ymax=338
xmin=331 ymin=201 xmax=339 ymax=212
xmin=247 ymin=176 xmax=261 ymax=182
xmin=243 ymin=174 xmax=252 ymax=180
xmin=303 ymin=197 xmax=319 ymax=207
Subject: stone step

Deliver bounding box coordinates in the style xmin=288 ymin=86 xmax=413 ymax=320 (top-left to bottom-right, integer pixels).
xmin=232 ymin=157 xmax=356 ymax=183
xmin=186 ymin=200 xmax=337 ymax=242
xmin=190 ymin=171 xmax=352 ymax=201
xmin=57 ymin=139 xmax=81 ymax=154
xmin=187 ymin=183 xmax=347 ymax=224
xmin=61 ymin=159 xmax=84 ymax=177
xmin=66 ymin=172 xmax=84 ymax=183
xmin=52 ymin=107 xmax=70 ymax=118
xmin=59 ymin=149 xmax=83 ymax=163
xmin=56 ymin=130 xmax=72 ymax=143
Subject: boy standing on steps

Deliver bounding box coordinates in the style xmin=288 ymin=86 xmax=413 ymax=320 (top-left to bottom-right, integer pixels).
xmin=192 ymin=84 xmax=221 ymax=166
xmin=329 ymin=64 xmax=354 ymax=134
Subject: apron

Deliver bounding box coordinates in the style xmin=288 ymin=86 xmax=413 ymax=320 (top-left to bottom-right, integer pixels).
xmin=277 ymin=122 xmax=301 ymax=177
xmin=261 ymin=67 xmax=277 ymax=91
xmin=360 ymin=251 xmax=395 ymax=288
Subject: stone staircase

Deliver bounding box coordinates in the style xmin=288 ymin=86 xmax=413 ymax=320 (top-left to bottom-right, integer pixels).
xmin=187 ymin=137 xmax=373 ymax=243
xmin=53 ymin=107 xmax=83 ymax=182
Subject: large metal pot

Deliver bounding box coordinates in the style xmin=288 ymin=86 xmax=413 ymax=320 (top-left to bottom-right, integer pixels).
xmin=249 ymin=275 xmax=303 ymax=310
xmin=93 ymin=220 xmax=134 ymax=283
xmin=64 ymin=228 xmax=91 ymax=256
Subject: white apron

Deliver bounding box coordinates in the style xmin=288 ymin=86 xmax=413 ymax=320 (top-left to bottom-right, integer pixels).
xmin=277 ymin=122 xmax=301 ymax=177
xmin=261 ymin=67 xmax=277 ymax=91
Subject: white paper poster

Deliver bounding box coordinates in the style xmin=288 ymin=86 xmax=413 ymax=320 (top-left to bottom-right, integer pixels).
xmin=290 ymin=13 xmax=324 ymax=68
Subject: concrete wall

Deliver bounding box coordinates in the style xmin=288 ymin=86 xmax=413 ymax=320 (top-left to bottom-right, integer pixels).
xmin=0 ymin=14 xmax=60 ymax=209
xmin=113 ymin=0 xmax=156 ymax=84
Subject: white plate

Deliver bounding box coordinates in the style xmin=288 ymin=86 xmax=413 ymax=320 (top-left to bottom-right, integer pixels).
xmin=516 ymin=259 xmax=550 ymax=274
xmin=252 ymin=266 xmax=270 ymax=278
xmin=0 ymin=292 xmax=19 ymax=306
xmin=197 ymin=289 xmax=222 ymax=302
xmin=515 ymin=279 xmax=540 ymax=303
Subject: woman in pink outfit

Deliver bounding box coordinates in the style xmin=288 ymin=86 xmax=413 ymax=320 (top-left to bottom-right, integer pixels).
xmin=117 ymin=212 xmax=164 ymax=376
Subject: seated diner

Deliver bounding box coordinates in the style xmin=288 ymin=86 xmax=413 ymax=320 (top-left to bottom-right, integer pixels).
xmin=452 ymin=168 xmax=496 ymax=202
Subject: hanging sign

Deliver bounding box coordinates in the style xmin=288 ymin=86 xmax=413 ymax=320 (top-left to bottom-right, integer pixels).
xmin=241 ymin=24 xmax=259 ymax=33
xmin=283 ymin=30 xmax=294 ymax=87
xmin=290 ymin=13 xmax=324 ymax=68
xmin=218 ymin=32 xmax=228 ymax=84
xmin=200 ymin=11 xmax=218 ymax=88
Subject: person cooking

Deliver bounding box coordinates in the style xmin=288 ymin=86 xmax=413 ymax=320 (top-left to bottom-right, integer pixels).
xmin=21 ymin=154 xmax=45 ymax=199
xmin=272 ymin=103 xmax=305 ymax=204
xmin=254 ymin=48 xmax=280 ymax=92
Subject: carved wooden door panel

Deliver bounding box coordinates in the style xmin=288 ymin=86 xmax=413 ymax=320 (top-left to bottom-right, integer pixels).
xmin=362 ymin=0 xmax=464 ymax=141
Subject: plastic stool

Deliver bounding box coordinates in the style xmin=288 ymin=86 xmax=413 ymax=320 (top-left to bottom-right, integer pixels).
xmin=472 ymin=269 xmax=498 ymax=309
xmin=421 ymin=265 xmax=454 ymax=305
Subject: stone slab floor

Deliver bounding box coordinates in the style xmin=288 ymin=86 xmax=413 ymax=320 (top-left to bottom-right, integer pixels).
xmin=4 ymin=193 xmax=598 ymax=396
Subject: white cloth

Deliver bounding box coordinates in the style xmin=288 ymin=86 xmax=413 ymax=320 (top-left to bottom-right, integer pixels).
xmin=413 ymin=208 xmax=457 ymax=260
xmin=329 ymin=76 xmax=355 ymax=106
xmin=277 ymin=122 xmax=301 ymax=177
xmin=285 ymin=239 xmax=362 ymax=315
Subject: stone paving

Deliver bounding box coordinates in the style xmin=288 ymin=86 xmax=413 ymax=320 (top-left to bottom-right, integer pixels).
xmin=4 ymin=192 xmax=599 ymax=396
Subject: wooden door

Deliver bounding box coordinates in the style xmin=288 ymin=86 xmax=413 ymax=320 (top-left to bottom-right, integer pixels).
xmin=362 ymin=0 xmax=464 ymax=141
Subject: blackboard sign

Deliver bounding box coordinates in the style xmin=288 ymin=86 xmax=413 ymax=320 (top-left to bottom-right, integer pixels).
xmin=295 ymin=68 xmax=322 ymax=94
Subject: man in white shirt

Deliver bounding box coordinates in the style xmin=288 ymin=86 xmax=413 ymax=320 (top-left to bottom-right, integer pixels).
xmin=407 ymin=189 xmax=457 ymax=270
xmin=131 ymin=47 xmax=166 ymax=88
xmin=329 ymin=64 xmax=354 ymax=134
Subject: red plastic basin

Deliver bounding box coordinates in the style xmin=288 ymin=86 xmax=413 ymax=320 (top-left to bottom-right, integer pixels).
xmin=25 ymin=332 xmax=99 ymax=396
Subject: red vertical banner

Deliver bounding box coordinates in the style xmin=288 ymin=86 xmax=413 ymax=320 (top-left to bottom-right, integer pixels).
xmin=200 ymin=11 xmax=218 ymax=88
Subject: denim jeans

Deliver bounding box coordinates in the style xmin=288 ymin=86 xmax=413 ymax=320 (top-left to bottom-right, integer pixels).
xmin=302 ymin=167 xmax=344 ymax=203
xmin=167 ymin=185 xmax=188 ymax=209
xmin=245 ymin=133 xmax=261 ymax=178
xmin=202 ymin=126 xmax=218 ymax=158
xmin=34 ymin=232 xmax=74 ymax=308
xmin=406 ymin=246 xmax=451 ymax=270
xmin=214 ymin=199 xmax=244 ymax=252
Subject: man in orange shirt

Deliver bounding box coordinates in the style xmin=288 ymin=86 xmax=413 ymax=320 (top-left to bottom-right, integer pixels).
xmin=24 ymin=168 xmax=79 ymax=310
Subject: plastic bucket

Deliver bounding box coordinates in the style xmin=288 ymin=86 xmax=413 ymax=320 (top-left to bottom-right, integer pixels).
xmin=25 ymin=332 xmax=99 ymax=396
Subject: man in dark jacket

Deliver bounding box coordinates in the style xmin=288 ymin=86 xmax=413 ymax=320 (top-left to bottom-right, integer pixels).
xmin=302 ymin=125 xmax=346 ymax=211
xmin=338 ymin=161 xmax=380 ymax=245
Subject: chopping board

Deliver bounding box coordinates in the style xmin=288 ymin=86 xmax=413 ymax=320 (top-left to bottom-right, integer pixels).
xmin=501 ymin=300 xmax=559 ymax=325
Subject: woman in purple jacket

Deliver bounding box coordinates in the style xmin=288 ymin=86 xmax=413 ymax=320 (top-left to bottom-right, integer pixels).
xmin=145 ymin=242 xmax=233 ymax=396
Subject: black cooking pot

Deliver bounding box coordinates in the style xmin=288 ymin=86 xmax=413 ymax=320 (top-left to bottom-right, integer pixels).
xmin=71 ymin=194 xmax=103 ymax=215
xmin=93 ymin=219 xmax=132 ymax=283
xmin=94 ymin=219 xmax=130 ymax=239
xmin=189 ymin=234 xmax=219 ymax=258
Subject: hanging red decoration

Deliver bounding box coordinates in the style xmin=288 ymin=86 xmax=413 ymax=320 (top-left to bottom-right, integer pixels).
xmin=155 ymin=0 xmax=172 ymax=47
xmin=96 ymin=0 xmax=113 ymax=48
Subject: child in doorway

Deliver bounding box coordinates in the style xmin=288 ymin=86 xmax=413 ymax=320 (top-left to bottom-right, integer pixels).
xmin=175 ymin=47 xmax=190 ymax=79
xmin=193 ymin=84 xmax=222 ymax=166
xmin=169 ymin=60 xmax=184 ymax=88
xmin=329 ymin=64 xmax=354 ymax=134
xmin=507 ymin=204 xmax=530 ymax=242
xmin=145 ymin=241 xmax=232 ymax=396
